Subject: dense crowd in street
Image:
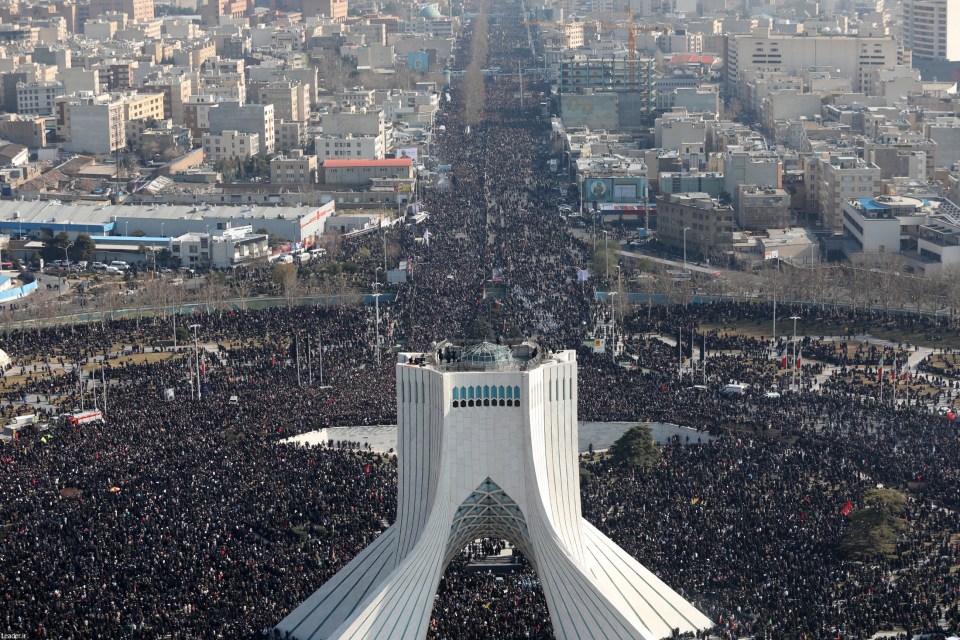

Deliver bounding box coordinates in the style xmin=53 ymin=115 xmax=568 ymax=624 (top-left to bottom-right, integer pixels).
xmin=1 ymin=1 xmax=960 ymax=638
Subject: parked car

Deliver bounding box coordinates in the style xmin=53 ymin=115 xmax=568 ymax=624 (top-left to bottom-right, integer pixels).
xmin=109 ymin=260 xmax=130 ymax=271
xmin=90 ymin=262 xmax=107 ymax=272
xmin=103 ymin=265 xmax=122 ymax=275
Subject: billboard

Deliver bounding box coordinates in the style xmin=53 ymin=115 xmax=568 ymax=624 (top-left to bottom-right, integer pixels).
xmin=397 ymin=147 xmax=419 ymax=161
xmin=582 ymin=177 xmax=649 ymax=204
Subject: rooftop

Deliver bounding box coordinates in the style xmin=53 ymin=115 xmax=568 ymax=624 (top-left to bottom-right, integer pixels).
xmin=323 ymin=158 xmax=414 ymax=168
xmin=399 ymin=339 xmax=549 ymax=372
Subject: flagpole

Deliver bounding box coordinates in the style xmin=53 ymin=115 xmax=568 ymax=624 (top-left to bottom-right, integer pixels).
xmin=879 ymin=351 xmax=883 ymax=405
xmin=892 ymin=355 xmax=897 ymax=408
xmin=318 ymin=333 xmax=324 ymax=386
xmin=678 ymin=325 xmax=682 ymax=380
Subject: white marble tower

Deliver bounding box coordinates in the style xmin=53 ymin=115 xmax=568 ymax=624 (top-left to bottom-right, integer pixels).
xmin=276 ymin=341 xmax=712 ymax=640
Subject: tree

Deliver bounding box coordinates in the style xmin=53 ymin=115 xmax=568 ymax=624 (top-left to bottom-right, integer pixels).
xmin=72 ymin=233 xmax=97 ymax=262
xmin=838 ymin=488 xmax=909 ymax=558
xmin=42 ymin=231 xmax=71 ymax=261
xmin=272 ymin=262 xmax=300 ymax=306
xmin=591 ymin=247 xmax=618 ymax=282
xmin=609 ymin=424 xmax=660 ymax=469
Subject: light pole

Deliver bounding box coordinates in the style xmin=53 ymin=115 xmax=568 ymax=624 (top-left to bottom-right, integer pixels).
xmin=603 ymin=230 xmax=609 ymax=282
xmin=682 ymin=226 xmax=691 ymax=272
xmin=790 ymin=315 xmax=800 ymax=392
xmin=60 ymin=241 xmax=74 ymax=307
xmin=189 ymin=323 xmax=201 ymax=400
xmin=161 ymin=222 xmax=165 ymax=237
xmin=371 ymin=283 xmax=382 ymax=367
xmin=608 ymin=291 xmax=618 ymax=361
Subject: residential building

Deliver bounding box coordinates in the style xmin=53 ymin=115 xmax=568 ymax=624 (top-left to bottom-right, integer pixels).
xmin=58 ymin=94 xmax=126 ymax=154
xmin=120 ymin=92 xmax=165 ymax=124
xmin=207 ymin=101 xmax=275 ymax=154
xmin=0 ymin=115 xmax=46 ymax=148
xmin=924 ymin=117 xmax=960 ymax=169
xmin=658 ymin=171 xmax=724 ymax=197
xmin=737 ymin=186 xmax=791 ymax=231
xmin=276 ymin=120 xmax=308 ymax=153
xmin=271 ymin=149 xmax=317 ymax=184
xmin=16 ymin=81 xmax=64 ymax=115
xmin=902 ymin=0 xmax=960 ymax=62
xmin=314 ymin=133 xmax=385 ymax=160
xmin=142 ymin=75 xmax=192 ymax=123
xmin=184 ymin=95 xmax=219 ymax=138
xmin=656 ymin=192 xmax=736 ymax=261
xmin=817 ymin=154 xmax=883 ymax=231
xmin=321 ymin=157 xmax=415 ymax=187
xmin=250 ymin=80 xmax=310 ymax=122
xmin=203 ymin=130 xmax=260 ymax=162
xmin=722 ymin=149 xmax=782 ymax=212
xmin=88 ymin=0 xmax=154 ymax=21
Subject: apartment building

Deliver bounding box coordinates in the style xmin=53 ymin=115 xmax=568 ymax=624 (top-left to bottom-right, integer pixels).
xmin=314 ymin=133 xmax=385 ymax=160
xmin=902 ymin=0 xmax=960 ymax=62
xmin=271 ymin=149 xmax=317 ymax=184
xmin=250 ymin=80 xmax=310 ymax=122
xmin=203 ymin=130 xmax=260 ymax=162
xmin=16 ymin=80 xmax=64 ymax=115
xmin=817 ymin=154 xmax=883 ymax=231
xmin=88 ymin=0 xmax=154 ymax=22
xmin=656 ymin=192 xmax=736 ymax=260
xmin=207 ymin=101 xmax=275 ymax=154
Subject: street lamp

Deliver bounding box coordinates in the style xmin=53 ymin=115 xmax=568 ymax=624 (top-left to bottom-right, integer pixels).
xmin=60 ymin=241 xmax=74 ymax=304
xmin=682 ymin=226 xmax=691 ymax=272
xmin=608 ymin=291 xmax=618 ymax=361
xmin=603 ymin=230 xmax=609 ymax=282
xmin=189 ymin=323 xmax=201 ymax=400
xmin=371 ymin=283 xmax=383 ymax=367
xmin=789 ymin=315 xmax=800 ymax=392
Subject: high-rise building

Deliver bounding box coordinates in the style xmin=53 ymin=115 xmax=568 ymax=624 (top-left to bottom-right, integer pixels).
xmin=277 ymin=341 xmax=712 ymax=640
xmin=903 ymin=0 xmax=960 ymax=62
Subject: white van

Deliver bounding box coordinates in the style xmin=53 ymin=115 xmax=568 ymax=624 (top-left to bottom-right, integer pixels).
xmin=721 ymin=383 xmax=749 ymax=396
xmin=110 ymin=261 xmax=130 ymax=271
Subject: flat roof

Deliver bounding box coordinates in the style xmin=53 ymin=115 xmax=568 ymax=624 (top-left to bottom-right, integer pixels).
xmin=323 ymin=158 xmax=413 ymax=168
xmin=0 ymin=200 xmax=332 ymax=226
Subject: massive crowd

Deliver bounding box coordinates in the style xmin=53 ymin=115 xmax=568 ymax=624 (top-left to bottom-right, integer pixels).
xmin=1 ymin=1 xmax=959 ymax=638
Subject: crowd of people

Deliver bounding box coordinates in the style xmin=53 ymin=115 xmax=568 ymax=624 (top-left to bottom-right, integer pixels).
xmin=1 ymin=1 xmax=960 ymax=638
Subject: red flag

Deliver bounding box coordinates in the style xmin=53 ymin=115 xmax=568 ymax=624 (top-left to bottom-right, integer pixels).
xmin=840 ymin=500 xmax=853 ymax=516
xmin=877 ymin=366 xmax=883 ymax=381
xmin=795 ymin=356 xmax=801 ymax=369
xmin=365 ymin=465 xmax=371 ymax=474
xmin=781 ymin=356 xmax=787 ymax=369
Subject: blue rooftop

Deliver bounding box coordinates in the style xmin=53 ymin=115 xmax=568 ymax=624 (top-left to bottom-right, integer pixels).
xmin=91 ymin=235 xmax=169 ymax=243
